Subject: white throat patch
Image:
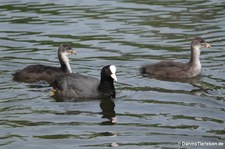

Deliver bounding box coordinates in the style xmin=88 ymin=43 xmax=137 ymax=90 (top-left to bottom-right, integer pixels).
xmin=61 ymin=53 xmax=72 ymax=73
xmin=193 ymin=46 xmax=201 ymax=61
xmin=61 ymin=53 xmax=69 ymax=62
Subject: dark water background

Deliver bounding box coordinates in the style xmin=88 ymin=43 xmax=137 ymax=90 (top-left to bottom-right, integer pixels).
xmin=0 ymin=0 xmax=225 ymax=148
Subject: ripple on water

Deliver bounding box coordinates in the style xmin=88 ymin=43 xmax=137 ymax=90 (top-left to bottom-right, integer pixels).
xmin=0 ymin=0 xmax=225 ymax=148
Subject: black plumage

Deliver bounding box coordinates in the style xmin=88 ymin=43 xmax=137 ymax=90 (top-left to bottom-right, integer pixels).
xmin=50 ymin=65 xmax=117 ymax=100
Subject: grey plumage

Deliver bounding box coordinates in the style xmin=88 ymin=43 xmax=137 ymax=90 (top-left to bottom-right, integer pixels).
xmin=140 ymin=37 xmax=211 ymax=79
xmin=13 ymin=44 xmax=76 ymax=83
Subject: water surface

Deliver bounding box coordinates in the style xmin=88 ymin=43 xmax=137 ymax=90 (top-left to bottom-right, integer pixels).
xmin=1 ymin=0 xmax=225 ymax=148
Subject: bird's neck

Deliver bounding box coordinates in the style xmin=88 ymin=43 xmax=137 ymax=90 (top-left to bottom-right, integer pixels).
xmin=189 ymin=46 xmax=201 ymax=68
xmin=98 ymin=76 xmax=115 ymax=98
xmin=59 ymin=53 xmax=72 ymax=73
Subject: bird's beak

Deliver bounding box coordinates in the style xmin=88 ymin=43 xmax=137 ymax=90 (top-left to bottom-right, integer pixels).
xmin=69 ymin=49 xmax=77 ymax=55
xmin=111 ymin=73 xmax=117 ymax=82
xmin=202 ymin=43 xmax=211 ymax=48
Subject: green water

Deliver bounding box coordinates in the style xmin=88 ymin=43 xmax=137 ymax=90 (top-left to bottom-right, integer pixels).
xmin=0 ymin=0 xmax=225 ymax=148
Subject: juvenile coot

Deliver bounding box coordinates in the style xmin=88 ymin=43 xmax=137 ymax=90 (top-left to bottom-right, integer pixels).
xmin=13 ymin=44 xmax=76 ymax=83
xmin=50 ymin=65 xmax=117 ymax=99
xmin=140 ymin=37 xmax=211 ymax=79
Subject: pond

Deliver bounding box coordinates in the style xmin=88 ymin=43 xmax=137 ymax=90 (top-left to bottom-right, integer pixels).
xmin=0 ymin=0 xmax=225 ymax=148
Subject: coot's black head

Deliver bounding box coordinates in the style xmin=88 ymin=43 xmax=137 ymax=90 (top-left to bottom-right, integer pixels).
xmin=58 ymin=44 xmax=76 ymax=56
xmin=101 ymin=65 xmax=117 ymax=82
xmin=99 ymin=65 xmax=117 ymax=98
xmin=192 ymin=37 xmax=211 ymax=49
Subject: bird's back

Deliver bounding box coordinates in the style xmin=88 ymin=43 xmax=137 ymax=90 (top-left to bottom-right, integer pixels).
xmin=141 ymin=60 xmax=193 ymax=78
xmin=13 ymin=65 xmax=64 ymax=83
xmin=52 ymin=73 xmax=101 ymax=99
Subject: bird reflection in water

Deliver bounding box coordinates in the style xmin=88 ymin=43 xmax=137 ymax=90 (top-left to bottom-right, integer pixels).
xmin=142 ymin=74 xmax=211 ymax=96
xmin=99 ymin=99 xmax=118 ymax=147
xmin=52 ymin=97 xmax=118 ymax=125
xmin=100 ymin=99 xmax=117 ymax=125
xmin=51 ymin=96 xmax=119 ymax=146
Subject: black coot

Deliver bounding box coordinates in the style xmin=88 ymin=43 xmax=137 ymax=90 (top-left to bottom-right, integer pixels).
xmin=50 ymin=65 xmax=117 ymax=100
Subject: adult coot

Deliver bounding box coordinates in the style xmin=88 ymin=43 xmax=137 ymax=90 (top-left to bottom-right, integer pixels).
xmin=50 ymin=65 xmax=117 ymax=100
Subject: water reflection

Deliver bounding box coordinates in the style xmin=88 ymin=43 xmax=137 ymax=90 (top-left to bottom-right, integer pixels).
xmin=1 ymin=0 xmax=225 ymax=148
xmin=53 ymin=98 xmax=117 ymax=125
xmin=141 ymin=74 xmax=210 ymax=95
xmin=100 ymin=99 xmax=117 ymax=125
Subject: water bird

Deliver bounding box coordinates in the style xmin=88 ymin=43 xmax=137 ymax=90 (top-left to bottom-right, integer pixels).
xmin=13 ymin=44 xmax=76 ymax=83
xmin=140 ymin=37 xmax=211 ymax=79
xmin=50 ymin=65 xmax=117 ymax=100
